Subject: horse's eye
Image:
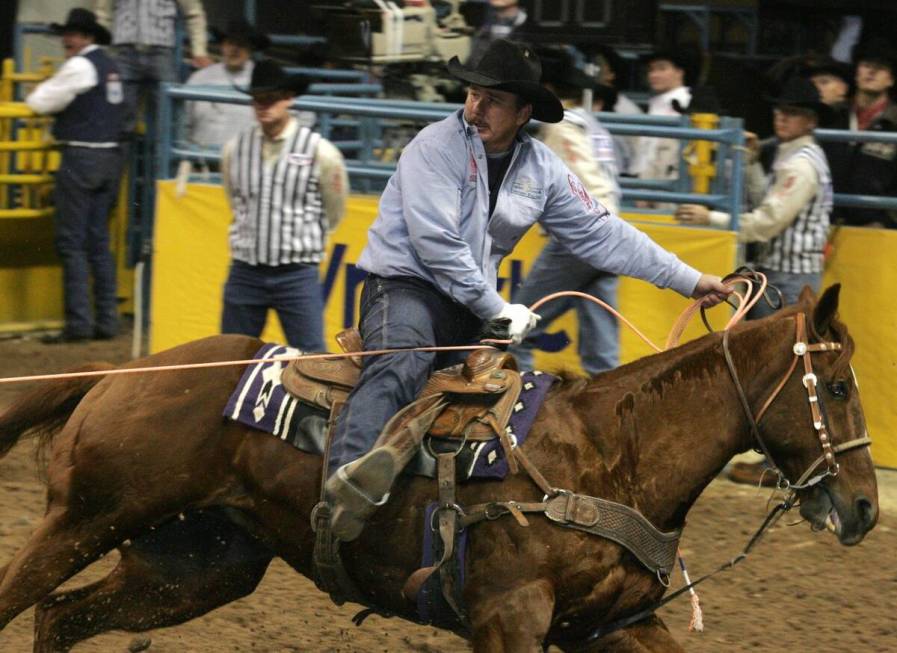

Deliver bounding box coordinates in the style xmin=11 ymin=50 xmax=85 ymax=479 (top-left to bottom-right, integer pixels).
xmin=828 ymin=381 xmax=849 ymax=398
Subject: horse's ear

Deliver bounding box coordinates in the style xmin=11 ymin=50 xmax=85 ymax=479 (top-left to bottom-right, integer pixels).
xmin=813 ymin=284 xmax=841 ymax=335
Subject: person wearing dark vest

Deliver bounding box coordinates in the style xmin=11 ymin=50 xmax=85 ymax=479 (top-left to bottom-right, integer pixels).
xmin=219 ymin=60 xmax=348 ymax=351
xmin=26 ymin=9 xmax=125 ymax=343
xmin=675 ymin=77 xmax=833 ymax=487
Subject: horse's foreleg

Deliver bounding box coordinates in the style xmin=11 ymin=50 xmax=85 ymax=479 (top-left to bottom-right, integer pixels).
xmin=572 ymin=615 xmax=687 ymax=653
xmin=469 ymin=579 xmax=555 ymax=653
xmin=33 ymin=510 xmax=273 ymax=653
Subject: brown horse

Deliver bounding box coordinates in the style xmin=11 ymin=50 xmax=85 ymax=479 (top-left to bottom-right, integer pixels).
xmin=0 ymin=285 xmax=878 ymax=652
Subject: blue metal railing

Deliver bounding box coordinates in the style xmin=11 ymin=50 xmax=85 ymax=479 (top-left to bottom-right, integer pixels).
xmin=157 ymin=84 xmax=748 ymax=218
xmin=157 ymin=85 xmax=897 ymax=224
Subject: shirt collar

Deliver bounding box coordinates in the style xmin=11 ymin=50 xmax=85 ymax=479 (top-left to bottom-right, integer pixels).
xmin=776 ymin=134 xmax=814 ymax=158
xmin=264 ymin=116 xmax=298 ymax=143
xmin=77 ymin=44 xmax=100 ymax=56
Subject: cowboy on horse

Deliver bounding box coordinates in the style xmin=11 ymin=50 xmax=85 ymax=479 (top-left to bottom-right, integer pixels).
xmin=322 ymin=39 xmax=732 ymax=542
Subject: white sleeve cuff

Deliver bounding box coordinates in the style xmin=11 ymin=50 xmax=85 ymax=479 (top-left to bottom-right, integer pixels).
xmin=708 ymin=211 xmax=731 ymax=228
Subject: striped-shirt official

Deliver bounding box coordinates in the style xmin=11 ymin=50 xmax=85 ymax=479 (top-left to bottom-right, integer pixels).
xmin=225 ymin=120 xmax=326 ymax=266
xmin=759 ymin=141 xmax=832 ymax=274
xmin=94 ymin=0 xmax=208 ymax=54
xmin=708 ymin=134 xmax=833 ymax=274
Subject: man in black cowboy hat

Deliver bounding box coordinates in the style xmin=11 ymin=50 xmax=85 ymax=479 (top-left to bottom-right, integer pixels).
xmin=26 ymin=8 xmax=125 ymax=343
xmin=827 ymin=38 xmax=897 ymax=229
xmin=323 ymin=39 xmax=731 ymax=542
xmin=677 ymin=77 xmax=832 ymax=311
xmin=218 ymin=60 xmax=348 ymax=353
xmin=185 ymin=18 xmax=272 ymax=149
xmin=676 ymin=77 xmax=834 ymax=486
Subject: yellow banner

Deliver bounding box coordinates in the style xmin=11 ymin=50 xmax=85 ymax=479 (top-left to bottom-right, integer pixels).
xmin=152 ymin=181 xmax=895 ymax=466
xmin=823 ymin=226 xmax=897 ymax=467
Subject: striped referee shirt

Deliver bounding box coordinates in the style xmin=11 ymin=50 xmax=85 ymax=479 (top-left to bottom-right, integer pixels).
xmin=94 ymin=0 xmax=208 ymax=55
xmin=223 ymin=118 xmax=344 ymax=266
xmin=709 ymin=135 xmax=832 ymax=274
xmin=759 ymin=141 xmax=831 ymax=274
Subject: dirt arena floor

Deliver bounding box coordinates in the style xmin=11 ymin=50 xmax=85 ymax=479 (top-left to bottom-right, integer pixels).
xmin=0 ymin=332 xmax=894 ymax=652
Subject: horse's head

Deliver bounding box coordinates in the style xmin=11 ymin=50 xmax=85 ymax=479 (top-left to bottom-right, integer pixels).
xmin=758 ymin=284 xmax=878 ymax=545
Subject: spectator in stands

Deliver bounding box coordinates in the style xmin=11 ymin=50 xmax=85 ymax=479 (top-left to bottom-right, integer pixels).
xmin=95 ymin=0 xmax=212 ymax=131
xmin=26 ymin=9 xmax=125 ymax=343
xmin=634 ymin=50 xmax=694 ymax=185
xmin=219 ymin=60 xmax=348 ymax=351
xmin=466 ymin=0 xmax=528 ymax=66
xmin=592 ymin=43 xmax=643 ymax=176
xmin=184 ymin=18 xmax=270 ymax=150
xmin=804 ymin=56 xmax=852 ymax=109
xmin=675 ymin=78 xmax=833 ymax=485
xmin=322 ymin=39 xmax=731 ymax=542
xmin=828 ymin=39 xmax=897 ymax=229
xmin=511 ymin=49 xmax=622 ymax=376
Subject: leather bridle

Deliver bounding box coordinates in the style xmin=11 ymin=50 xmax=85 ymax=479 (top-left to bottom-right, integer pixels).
xmin=722 ymin=311 xmax=872 ymax=492
xmin=556 ymin=310 xmax=874 ymax=650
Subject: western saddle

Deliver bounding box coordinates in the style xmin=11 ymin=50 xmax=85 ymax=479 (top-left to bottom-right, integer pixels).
xmin=281 ymin=327 xmax=523 ymax=463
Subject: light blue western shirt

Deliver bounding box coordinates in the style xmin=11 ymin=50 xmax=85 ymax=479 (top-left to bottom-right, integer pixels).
xmin=357 ymin=110 xmax=701 ymax=319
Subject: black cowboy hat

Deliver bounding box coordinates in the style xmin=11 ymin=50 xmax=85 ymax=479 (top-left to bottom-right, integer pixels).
xmin=672 ymin=86 xmax=723 ymax=115
xmin=210 ymin=18 xmax=271 ymax=52
xmin=853 ymin=37 xmax=897 ymax=73
xmin=537 ymin=47 xmax=618 ymax=107
xmin=802 ymin=56 xmax=852 ymax=85
xmin=447 ymin=39 xmax=564 ymax=123
xmin=236 ymin=59 xmax=309 ymax=96
xmin=767 ymin=76 xmax=831 ymax=121
xmin=50 ymin=8 xmax=111 ymax=46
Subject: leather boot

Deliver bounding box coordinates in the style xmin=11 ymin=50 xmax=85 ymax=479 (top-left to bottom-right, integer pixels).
xmin=325 ymin=394 xmax=447 ymax=542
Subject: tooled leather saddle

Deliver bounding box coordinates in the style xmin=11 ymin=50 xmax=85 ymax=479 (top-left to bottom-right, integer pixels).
xmin=280 ymin=328 xmax=523 ymax=456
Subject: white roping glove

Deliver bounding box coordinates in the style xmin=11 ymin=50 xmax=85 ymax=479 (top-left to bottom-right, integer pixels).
xmin=492 ymin=303 xmax=541 ymax=345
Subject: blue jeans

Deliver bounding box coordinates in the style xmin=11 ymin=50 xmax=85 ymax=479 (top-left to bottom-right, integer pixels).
xmin=112 ymin=45 xmax=177 ymax=133
xmin=747 ymin=268 xmax=822 ymax=320
xmin=54 ymin=146 xmax=123 ymax=338
xmin=510 ymin=239 xmax=620 ymax=375
xmin=328 ymin=275 xmax=482 ymax=472
xmin=221 ymin=260 xmax=325 ymax=352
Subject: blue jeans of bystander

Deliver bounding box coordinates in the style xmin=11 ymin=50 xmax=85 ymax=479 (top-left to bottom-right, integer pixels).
xmin=221 ymin=260 xmax=325 ymax=352
xmin=510 ymin=238 xmax=620 ymax=375
xmin=54 ymin=146 xmax=123 ymax=338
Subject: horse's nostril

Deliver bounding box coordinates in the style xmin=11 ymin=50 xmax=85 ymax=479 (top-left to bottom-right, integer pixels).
xmin=856 ymin=496 xmax=878 ymax=530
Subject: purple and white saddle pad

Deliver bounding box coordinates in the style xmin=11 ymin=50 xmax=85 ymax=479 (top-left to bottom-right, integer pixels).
xmin=224 ymin=344 xmax=557 ymax=480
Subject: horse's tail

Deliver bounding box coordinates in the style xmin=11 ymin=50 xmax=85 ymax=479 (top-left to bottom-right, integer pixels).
xmin=0 ymin=362 xmax=115 ymax=459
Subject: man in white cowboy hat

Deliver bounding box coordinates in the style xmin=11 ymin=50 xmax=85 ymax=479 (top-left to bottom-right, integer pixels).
xmin=26 ymin=8 xmax=125 ymax=344
xmin=185 ymin=18 xmax=272 ymax=149
xmin=218 ymin=60 xmax=348 ymax=352
xmin=323 ymin=39 xmax=732 ymax=542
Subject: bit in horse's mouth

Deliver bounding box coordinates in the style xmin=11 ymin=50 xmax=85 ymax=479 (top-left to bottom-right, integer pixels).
xmin=825 ymin=508 xmax=841 ymax=535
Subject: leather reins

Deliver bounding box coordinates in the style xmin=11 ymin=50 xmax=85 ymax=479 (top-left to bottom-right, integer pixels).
xmin=554 ymin=297 xmax=873 ymax=650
